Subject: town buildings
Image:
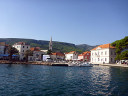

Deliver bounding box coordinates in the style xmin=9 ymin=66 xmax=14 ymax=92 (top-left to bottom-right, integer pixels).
xmin=51 ymin=52 xmax=65 ymax=61
xmin=13 ymin=42 xmax=30 ymax=60
xmin=28 ymin=47 xmax=44 ymax=61
xmin=91 ymin=43 xmax=116 ymax=64
xmin=78 ymin=51 xmax=91 ymax=62
xmin=65 ymin=51 xmax=78 ymax=60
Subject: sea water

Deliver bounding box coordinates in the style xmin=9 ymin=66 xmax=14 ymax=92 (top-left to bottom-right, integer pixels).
xmin=0 ymin=64 xmax=128 ymax=96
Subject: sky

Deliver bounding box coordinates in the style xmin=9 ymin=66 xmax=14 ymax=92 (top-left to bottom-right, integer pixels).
xmin=0 ymin=0 xmax=128 ymax=45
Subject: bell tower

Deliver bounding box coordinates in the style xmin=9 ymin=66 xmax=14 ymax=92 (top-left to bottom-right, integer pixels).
xmin=49 ymin=37 xmax=52 ymax=51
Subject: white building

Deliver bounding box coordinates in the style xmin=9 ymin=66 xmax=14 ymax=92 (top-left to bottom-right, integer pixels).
xmin=91 ymin=44 xmax=116 ymax=64
xmin=42 ymin=55 xmax=51 ymax=61
xmin=13 ymin=42 xmax=30 ymax=60
xmin=65 ymin=51 xmax=78 ymax=60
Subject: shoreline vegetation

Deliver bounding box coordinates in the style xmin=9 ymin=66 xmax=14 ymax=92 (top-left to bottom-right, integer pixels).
xmin=0 ymin=60 xmax=128 ymax=68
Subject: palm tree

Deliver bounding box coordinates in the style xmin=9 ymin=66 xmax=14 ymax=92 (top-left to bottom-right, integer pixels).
xmin=24 ymin=50 xmax=33 ymax=62
xmin=8 ymin=45 xmax=19 ymax=61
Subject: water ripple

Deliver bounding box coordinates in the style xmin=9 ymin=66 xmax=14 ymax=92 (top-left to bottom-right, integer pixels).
xmin=0 ymin=64 xmax=128 ymax=96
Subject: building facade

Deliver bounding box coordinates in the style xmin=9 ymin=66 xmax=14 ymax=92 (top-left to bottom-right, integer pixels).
xmin=13 ymin=42 xmax=30 ymax=60
xmin=65 ymin=51 xmax=78 ymax=60
xmin=91 ymin=44 xmax=116 ymax=64
xmin=78 ymin=51 xmax=91 ymax=62
xmin=51 ymin=52 xmax=65 ymax=61
xmin=28 ymin=47 xmax=44 ymax=61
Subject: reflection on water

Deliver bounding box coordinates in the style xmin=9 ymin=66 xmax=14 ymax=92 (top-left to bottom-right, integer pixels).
xmin=89 ymin=66 xmax=111 ymax=95
xmin=0 ymin=64 xmax=128 ymax=96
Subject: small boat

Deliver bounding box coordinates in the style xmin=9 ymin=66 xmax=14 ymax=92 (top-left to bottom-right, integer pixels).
xmin=79 ymin=62 xmax=93 ymax=67
xmin=68 ymin=61 xmax=80 ymax=66
xmin=68 ymin=62 xmax=93 ymax=67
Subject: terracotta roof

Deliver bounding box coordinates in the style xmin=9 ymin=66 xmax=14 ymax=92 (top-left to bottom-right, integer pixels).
xmin=91 ymin=43 xmax=115 ymax=51
xmin=66 ymin=51 xmax=76 ymax=54
xmin=30 ymin=47 xmax=40 ymax=51
xmin=78 ymin=51 xmax=90 ymax=56
xmin=17 ymin=42 xmax=26 ymax=45
xmin=52 ymin=52 xmax=65 ymax=56
xmin=64 ymin=52 xmax=69 ymax=54
xmin=52 ymin=53 xmax=57 ymax=55
xmin=83 ymin=51 xmax=90 ymax=54
xmin=78 ymin=54 xmax=83 ymax=56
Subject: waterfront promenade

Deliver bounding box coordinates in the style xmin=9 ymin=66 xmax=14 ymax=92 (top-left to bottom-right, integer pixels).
xmin=99 ymin=63 xmax=128 ymax=68
xmin=0 ymin=60 xmax=128 ymax=68
xmin=0 ymin=60 xmax=68 ymax=66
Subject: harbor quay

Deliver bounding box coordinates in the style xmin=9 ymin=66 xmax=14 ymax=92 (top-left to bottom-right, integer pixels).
xmin=0 ymin=60 xmax=68 ymax=66
xmin=0 ymin=60 xmax=128 ymax=68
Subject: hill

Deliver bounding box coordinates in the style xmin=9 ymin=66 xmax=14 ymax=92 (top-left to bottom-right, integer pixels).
xmin=0 ymin=38 xmax=97 ymax=53
xmin=76 ymin=44 xmax=98 ymax=51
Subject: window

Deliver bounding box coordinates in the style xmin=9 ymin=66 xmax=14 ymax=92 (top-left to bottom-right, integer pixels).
xmin=23 ymin=46 xmax=24 ymax=48
xmin=111 ymin=58 xmax=113 ymax=62
xmin=92 ymin=53 xmax=93 ymax=56
xmin=27 ymin=46 xmax=28 ymax=48
xmin=98 ymin=58 xmax=100 ymax=61
xmin=92 ymin=58 xmax=93 ymax=61
xmin=105 ymin=58 xmax=107 ymax=61
xmin=101 ymin=52 xmax=103 ymax=55
xmin=98 ymin=52 xmax=99 ymax=55
xmin=23 ymin=50 xmax=24 ymax=52
xmin=70 ymin=56 xmax=72 ymax=59
xmin=105 ymin=51 xmax=107 ymax=55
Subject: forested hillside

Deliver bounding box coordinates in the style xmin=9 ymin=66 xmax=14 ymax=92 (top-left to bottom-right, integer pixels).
xmin=0 ymin=38 xmax=96 ymax=53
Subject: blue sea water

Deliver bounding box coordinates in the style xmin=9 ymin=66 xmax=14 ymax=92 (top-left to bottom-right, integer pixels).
xmin=0 ymin=64 xmax=128 ymax=96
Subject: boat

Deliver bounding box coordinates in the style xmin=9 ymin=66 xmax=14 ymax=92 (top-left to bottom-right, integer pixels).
xmin=68 ymin=61 xmax=80 ymax=66
xmin=68 ymin=62 xmax=93 ymax=67
xmin=79 ymin=62 xmax=93 ymax=67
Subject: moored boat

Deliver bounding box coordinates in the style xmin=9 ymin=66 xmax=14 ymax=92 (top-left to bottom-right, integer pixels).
xmin=68 ymin=62 xmax=93 ymax=67
xmin=79 ymin=62 xmax=93 ymax=67
xmin=68 ymin=61 xmax=80 ymax=66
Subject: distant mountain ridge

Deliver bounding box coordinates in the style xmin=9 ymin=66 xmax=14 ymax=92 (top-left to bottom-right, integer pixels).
xmin=76 ymin=44 xmax=98 ymax=51
xmin=0 ymin=38 xmax=97 ymax=53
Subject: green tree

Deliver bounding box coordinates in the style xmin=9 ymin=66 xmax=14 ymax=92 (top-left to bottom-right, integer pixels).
xmin=24 ymin=50 xmax=33 ymax=62
xmin=120 ymin=50 xmax=128 ymax=60
xmin=8 ymin=45 xmax=19 ymax=61
xmin=47 ymin=49 xmax=52 ymax=55
xmin=111 ymin=36 xmax=128 ymax=60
